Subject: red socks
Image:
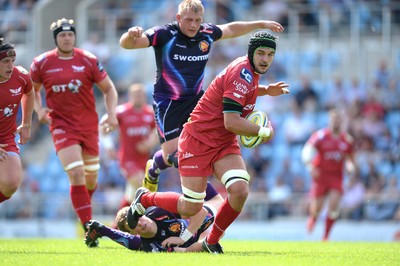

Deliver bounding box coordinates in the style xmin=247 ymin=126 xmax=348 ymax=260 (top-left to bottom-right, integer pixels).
xmin=141 ymin=192 xmax=181 ymax=214
xmin=207 ymin=199 xmax=240 ymax=244
xmin=0 ymin=191 xmax=10 ymax=203
xmin=70 ymin=185 xmax=92 ymax=225
xmin=324 ymin=216 xmax=335 ymax=240
xmin=87 ymin=184 xmax=97 ymax=199
xmin=307 ymin=216 xmax=317 ymax=233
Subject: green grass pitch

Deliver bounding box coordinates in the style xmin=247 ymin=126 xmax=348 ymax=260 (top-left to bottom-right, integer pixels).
xmin=0 ymin=239 xmax=399 ymax=266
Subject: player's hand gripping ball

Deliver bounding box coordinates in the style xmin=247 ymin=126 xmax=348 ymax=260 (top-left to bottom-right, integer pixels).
xmin=240 ymin=110 xmax=268 ymax=148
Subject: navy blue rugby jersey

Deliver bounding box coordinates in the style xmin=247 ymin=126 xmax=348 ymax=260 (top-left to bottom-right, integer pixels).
xmin=140 ymin=206 xmax=214 ymax=252
xmin=144 ymin=22 xmax=222 ymax=101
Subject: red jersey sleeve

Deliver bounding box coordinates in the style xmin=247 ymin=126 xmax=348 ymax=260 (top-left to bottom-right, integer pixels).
xmin=221 ymin=57 xmax=259 ymax=117
xmin=0 ymin=66 xmax=33 ymax=141
xmin=80 ymin=49 xmax=108 ymax=83
xmin=29 ymin=51 xmax=49 ymax=84
xmin=15 ymin=66 xmax=33 ymax=94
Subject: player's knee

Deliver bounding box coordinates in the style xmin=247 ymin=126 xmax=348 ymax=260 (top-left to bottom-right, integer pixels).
xmin=84 ymin=164 xmax=100 ymax=179
xmin=84 ymin=158 xmax=100 ymax=176
xmin=222 ymin=169 xmax=250 ymax=193
xmin=221 ymin=169 xmax=250 ymax=189
xmin=180 ymin=201 xmax=203 ymax=217
xmin=229 ymin=184 xmax=249 ymax=204
xmin=1 ymin=158 xmax=23 ymax=195
xmin=1 ymin=178 xmax=21 ymax=196
xmin=328 ymin=210 xmax=340 ymax=220
xmin=64 ymin=161 xmax=85 ymax=181
xmin=64 ymin=160 xmax=84 ymax=172
xmin=181 ymin=185 xmax=206 ymax=215
xmin=221 ymin=169 xmax=250 ymax=204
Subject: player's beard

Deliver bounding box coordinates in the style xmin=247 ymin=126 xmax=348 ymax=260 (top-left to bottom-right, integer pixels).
xmin=332 ymin=125 xmax=341 ymax=134
xmin=57 ymin=46 xmax=73 ymax=56
xmin=55 ymin=38 xmax=74 ymax=55
xmin=255 ymin=65 xmax=269 ymax=74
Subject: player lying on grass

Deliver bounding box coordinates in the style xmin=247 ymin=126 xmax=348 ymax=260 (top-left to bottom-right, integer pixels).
xmin=85 ymin=182 xmax=222 ymax=252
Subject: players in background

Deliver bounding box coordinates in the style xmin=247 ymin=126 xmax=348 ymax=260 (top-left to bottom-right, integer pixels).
xmin=301 ymin=108 xmax=357 ymax=241
xmin=100 ymin=83 xmax=158 ymax=213
xmin=119 ymin=0 xmax=285 ymax=192
xmin=29 ymin=18 xmax=118 ymax=247
xmin=0 ymin=38 xmax=34 ymax=203
xmin=394 ymin=230 xmax=400 ymax=241
xmin=127 ymin=31 xmax=290 ymax=254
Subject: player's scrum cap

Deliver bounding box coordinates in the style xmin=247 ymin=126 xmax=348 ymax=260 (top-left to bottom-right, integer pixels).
xmin=0 ymin=38 xmax=16 ymax=60
xmin=247 ymin=31 xmax=277 ymax=69
xmin=50 ymin=18 xmax=76 ymax=39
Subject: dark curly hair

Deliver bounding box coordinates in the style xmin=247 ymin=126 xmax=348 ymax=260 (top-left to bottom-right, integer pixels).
xmin=0 ymin=38 xmax=15 ymax=60
xmin=0 ymin=38 xmax=14 ymax=52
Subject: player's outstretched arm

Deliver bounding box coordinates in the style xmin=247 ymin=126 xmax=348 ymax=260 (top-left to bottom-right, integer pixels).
xmin=161 ymin=208 xmax=208 ymax=248
xmin=173 ymin=242 xmax=203 ymax=253
xmin=119 ymin=26 xmax=150 ymax=49
xmin=218 ymin=20 xmax=284 ymax=40
xmin=258 ymin=82 xmax=290 ymax=96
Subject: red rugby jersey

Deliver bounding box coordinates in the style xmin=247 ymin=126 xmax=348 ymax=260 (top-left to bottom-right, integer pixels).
xmin=30 ymin=48 xmax=108 ymax=132
xmin=116 ymin=103 xmax=155 ymax=165
xmin=307 ymin=128 xmax=354 ymax=177
xmin=184 ymin=56 xmax=260 ymax=148
xmin=0 ymin=66 xmax=32 ymax=140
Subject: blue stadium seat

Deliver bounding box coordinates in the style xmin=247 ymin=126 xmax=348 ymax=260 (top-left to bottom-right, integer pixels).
xmin=385 ymin=111 xmax=400 ymax=126
xmin=375 ymin=160 xmax=393 ymax=178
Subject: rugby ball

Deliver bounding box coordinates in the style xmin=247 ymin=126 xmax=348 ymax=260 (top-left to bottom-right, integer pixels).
xmin=239 ymin=110 xmax=268 ymax=148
